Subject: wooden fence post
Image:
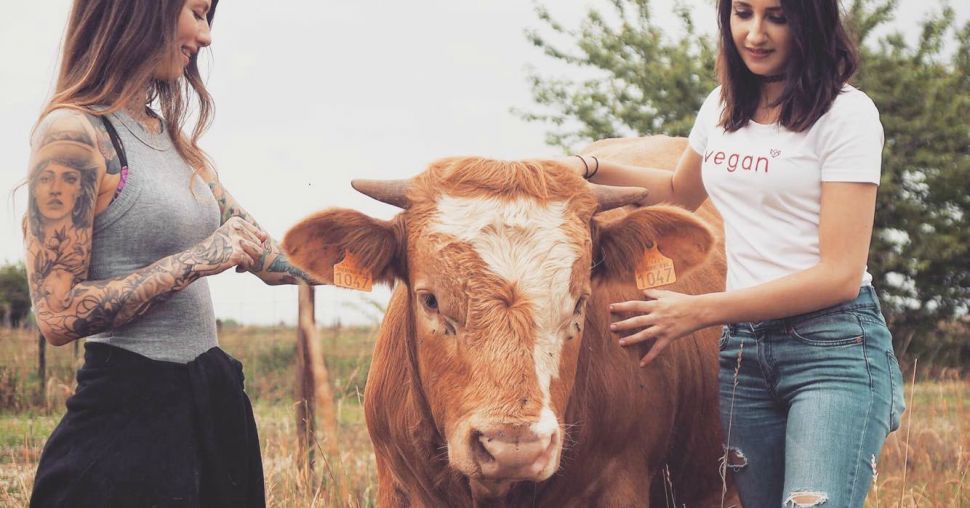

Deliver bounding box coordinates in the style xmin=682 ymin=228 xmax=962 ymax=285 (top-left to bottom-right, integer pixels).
xmin=295 ymin=285 xmax=317 ymax=472
xmin=295 ymin=284 xmax=339 ymax=473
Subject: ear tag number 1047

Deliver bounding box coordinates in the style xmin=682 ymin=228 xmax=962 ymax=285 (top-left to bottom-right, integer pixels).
xmin=333 ymin=253 xmax=373 ymax=292
xmin=635 ymin=244 xmax=677 ymax=290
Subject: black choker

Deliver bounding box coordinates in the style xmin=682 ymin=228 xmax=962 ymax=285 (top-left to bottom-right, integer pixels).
xmin=760 ymin=74 xmax=786 ymax=83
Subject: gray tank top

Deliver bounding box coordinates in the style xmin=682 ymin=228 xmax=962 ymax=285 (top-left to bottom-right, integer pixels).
xmin=85 ymin=110 xmax=221 ymax=363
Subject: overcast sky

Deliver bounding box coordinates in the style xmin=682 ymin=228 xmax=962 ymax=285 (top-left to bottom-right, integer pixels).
xmin=2 ymin=0 xmax=967 ymax=326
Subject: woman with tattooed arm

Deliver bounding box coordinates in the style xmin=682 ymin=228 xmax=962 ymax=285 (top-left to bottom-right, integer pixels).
xmin=25 ymin=1 xmax=308 ymax=505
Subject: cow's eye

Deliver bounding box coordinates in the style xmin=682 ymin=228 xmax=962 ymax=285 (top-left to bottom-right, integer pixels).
xmin=420 ymin=292 xmax=438 ymax=312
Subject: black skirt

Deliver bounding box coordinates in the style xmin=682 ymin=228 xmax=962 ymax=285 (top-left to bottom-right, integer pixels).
xmin=31 ymin=343 xmax=265 ymax=508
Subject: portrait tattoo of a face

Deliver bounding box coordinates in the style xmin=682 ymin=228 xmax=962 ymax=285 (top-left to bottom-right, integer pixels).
xmin=29 ymin=126 xmax=100 ymax=240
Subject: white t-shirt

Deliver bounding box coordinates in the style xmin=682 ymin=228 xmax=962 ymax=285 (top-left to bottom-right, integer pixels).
xmin=687 ymin=85 xmax=884 ymax=291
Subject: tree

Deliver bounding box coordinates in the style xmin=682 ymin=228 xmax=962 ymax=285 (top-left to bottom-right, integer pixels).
xmin=851 ymin=3 xmax=970 ymax=364
xmin=0 ymin=262 xmax=31 ymax=328
xmin=521 ymin=1 xmax=717 ymax=148
xmin=521 ymin=0 xmax=970 ymax=365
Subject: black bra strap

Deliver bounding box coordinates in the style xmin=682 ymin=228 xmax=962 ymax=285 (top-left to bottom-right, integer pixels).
xmin=99 ymin=115 xmax=128 ymax=169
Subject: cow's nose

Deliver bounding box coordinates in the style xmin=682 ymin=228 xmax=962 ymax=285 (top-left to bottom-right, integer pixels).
xmin=471 ymin=423 xmax=558 ymax=480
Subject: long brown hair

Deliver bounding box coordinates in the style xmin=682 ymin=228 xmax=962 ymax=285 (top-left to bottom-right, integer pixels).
xmin=716 ymin=0 xmax=858 ymax=132
xmin=41 ymin=0 xmax=220 ymax=173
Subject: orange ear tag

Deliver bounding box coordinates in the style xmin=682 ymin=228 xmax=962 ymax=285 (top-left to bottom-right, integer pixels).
xmin=635 ymin=244 xmax=677 ymax=290
xmin=333 ymin=252 xmax=373 ymax=292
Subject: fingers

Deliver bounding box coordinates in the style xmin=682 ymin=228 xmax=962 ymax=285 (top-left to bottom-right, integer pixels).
xmin=214 ymin=217 xmax=276 ymax=274
xmin=610 ymin=313 xmax=657 ymax=333
xmin=617 ymin=324 xmax=661 ymax=346
xmin=639 ymin=338 xmax=672 ymax=367
xmin=609 ymin=300 xmax=657 ymax=335
xmin=233 ymin=253 xmax=257 ymax=272
xmin=609 ymin=290 xmax=694 ymax=367
xmin=239 ymin=237 xmax=263 ymax=255
xmin=247 ymin=223 xmax=268 ymax=243
xmin=225 ymin=216 xmax=269 ymax=244
xmin=609 ymin=299 xmax=655 ymax=315
xmin=232 ymin=238 xmax=267 ymax=272
xmin=609 ymin=299 xmax=658 ymax=346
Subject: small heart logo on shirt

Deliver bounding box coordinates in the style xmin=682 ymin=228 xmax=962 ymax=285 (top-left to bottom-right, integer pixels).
xmin=770 ymin=149 xmax=781 ymax=158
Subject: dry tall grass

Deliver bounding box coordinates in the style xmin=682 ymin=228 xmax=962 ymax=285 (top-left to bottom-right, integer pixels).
xmin=0 ymin=327 xmax=966 ymax=507
xmin=868 ymin=370 xmax=968 ymax=507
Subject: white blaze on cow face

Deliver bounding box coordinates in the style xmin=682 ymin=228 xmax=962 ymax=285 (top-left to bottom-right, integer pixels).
xmin=429 ymin=194 xmax=582 ymax=422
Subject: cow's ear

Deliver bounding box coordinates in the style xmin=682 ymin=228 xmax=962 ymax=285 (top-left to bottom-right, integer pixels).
xmin=592 ymin=205 xmax=715 ymax=284
xmin=282 ymin=208 xmax=403 ymax=286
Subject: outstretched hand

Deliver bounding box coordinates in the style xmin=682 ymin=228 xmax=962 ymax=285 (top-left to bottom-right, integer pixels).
xmin=609 ymin=289 xmax=709 ymax=367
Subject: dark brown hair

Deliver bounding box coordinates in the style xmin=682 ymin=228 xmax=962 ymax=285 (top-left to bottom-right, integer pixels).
xmin=40 ymin=0 xmax=220 ymax=173
xmin=716 ymin=0 xmax=858 ymax=132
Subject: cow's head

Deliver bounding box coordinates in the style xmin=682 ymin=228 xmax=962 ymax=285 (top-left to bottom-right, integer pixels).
xmin=283 ymin=157 xmax=713 ymax=495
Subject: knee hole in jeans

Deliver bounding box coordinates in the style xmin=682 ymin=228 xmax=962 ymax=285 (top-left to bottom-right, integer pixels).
xmin=785 ymin=491 xmax=829 ymax=507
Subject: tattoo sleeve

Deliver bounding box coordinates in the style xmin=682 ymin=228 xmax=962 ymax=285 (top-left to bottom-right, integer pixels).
xmin=252 ymin=239 xmax=316 ymax=286
xmin=24 ymin=110 xmax=231 ymax=344
xmin=206 ymin=180 xmax=316 ymax=285
xmin=208 ymin=181 xmax=260 ymax=227
xmin=32 ymin=231 xmax=236 ymax=342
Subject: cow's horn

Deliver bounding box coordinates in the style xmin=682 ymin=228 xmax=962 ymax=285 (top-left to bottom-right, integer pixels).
xmin=351 ymin=179 xmax=412 ymax=209
xmin=589 ymin=183 xmax=649 ymax=211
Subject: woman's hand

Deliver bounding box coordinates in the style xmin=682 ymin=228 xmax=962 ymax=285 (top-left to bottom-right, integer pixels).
xmin=554 ymin=155 xmax=593 ymax=178
xmin=188 ymin=216 xmax=268 ymax=277
xmin=609 ymin=289 xmax=710 ymax=366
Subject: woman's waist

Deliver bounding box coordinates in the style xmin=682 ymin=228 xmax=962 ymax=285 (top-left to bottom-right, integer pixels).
xmin=728 ymin=285 xmax=883 ymax=335
xmin=85 ymin=299 xmax=218 ymax=363
xmin=71 ymin=342 xmax=242 ymax=410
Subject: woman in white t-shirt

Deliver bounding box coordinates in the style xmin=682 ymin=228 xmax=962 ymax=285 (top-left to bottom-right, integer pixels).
xmin=563 ymin=0 xmax=905 ymax=505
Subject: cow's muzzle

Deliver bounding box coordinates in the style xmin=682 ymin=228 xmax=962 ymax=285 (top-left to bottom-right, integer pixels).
xmin=468 ymin=422 xmax=560 ymax=481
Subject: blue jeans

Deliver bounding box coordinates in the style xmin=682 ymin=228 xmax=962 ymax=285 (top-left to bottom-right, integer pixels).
xmin=718 ymin=286 xmax=905 ymax=508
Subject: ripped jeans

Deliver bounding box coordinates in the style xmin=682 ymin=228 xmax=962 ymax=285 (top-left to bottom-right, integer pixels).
xmin=718 ymin=286 xmax=905 ymax=508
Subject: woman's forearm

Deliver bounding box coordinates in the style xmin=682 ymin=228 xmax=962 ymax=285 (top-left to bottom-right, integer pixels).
xmin=569 ymin=150 xmax=707 ymax=210
xmin=586 ymin=159 xmax=678 ymax=205
xmin=249 ymin=239 xmax=315 ymax=286
xmin=34 ymin=235 xmax=232 ymax=345
xmin=204 ymin=179 xmax=312 ymax=286
xmin=696 ymin=262 xmax=864 ymax=328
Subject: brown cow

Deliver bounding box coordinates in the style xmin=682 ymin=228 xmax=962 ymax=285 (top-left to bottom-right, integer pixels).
xmin=283 ymin=136 xmax=737 ymax=507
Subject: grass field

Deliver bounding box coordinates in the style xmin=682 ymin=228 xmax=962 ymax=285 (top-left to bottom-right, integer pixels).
xmin=1 ymin=326 xmax=966 ymax=507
